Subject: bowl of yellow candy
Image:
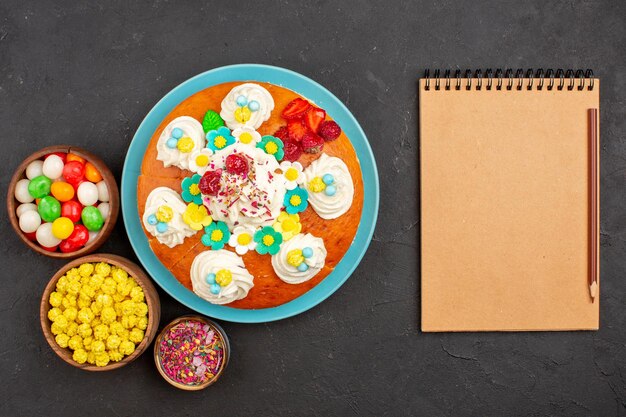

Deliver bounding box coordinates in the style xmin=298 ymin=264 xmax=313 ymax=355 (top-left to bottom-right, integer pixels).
xmin=40 ymin=254 xmax=160 ymax=371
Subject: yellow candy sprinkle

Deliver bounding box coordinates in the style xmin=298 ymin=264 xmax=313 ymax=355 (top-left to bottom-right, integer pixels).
xmin=156 ymin=205 xmax=174 ymax=223
xmin=263 ymin=235 xmax=275 ymax=246
xmin=176 ymin=136 xmax=194 ymax=153
xmin=308 ymin=176 xmax=326 ymax=193
xmin=216 ymin=269 xmax=233 ymax=287
xmin=234 ymin=106 xmax=251 ymax=123
xmin=237 ymin=233 xmax=252 ymax=246
xmin=239 ymin=132 xmax=253 ymax=144
xmin=55 ymin=334 xmax=70 ymax=348
xmin=73 ymin=349 xmax=88 ymax=364
xmin=285 ymin=167 xmax=299 ymax=181
xmin=211 ymin=229 xmax=224 ymax=242
xmin=265 ymin=141 xmax=278 ymax=155
xmin=287 ymin=249 xmax=305 ymax=267
xmin=213 ymin=135 xmax=227 ymax=149
xmin=289 ymin=195 xmax=302 ymax=207
xmin=195 ymin=154 xmax=209 ymax=167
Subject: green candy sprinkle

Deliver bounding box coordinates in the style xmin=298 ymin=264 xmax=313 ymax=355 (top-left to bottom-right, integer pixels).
xmin=202 ymin=110 xmax=224 ymax=133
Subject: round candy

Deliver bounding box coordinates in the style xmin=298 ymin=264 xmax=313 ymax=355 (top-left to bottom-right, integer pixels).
xmin=96 ymin=181 xmax=109 ymax=202
xmin=52 ymin=217 xmax=75 ymax=240
xmin=23 ymin=231 xmax=37 ymax=241
xmin=324 ymin=185 xmax=337 ymax=196
xmin=210 ymin=283 xmax=221 ymax=294
xmin=66 ymin=153 xmax=86 ymax=164
xmin=50 ymin=181 xmax=75 ymax=202
xmin=38 ymin=196 xmax=62 ymax=222
xmin=236 ymin=95 xmax=248 ymax=106
xmin=97 ymin=202 xmax=110 ymax=220
xmin=36 ymin=223 xmax=62 ymax=248
xmin=66 ymin=224 xmax=89 ymax=247
xmin=41 ymin=245 xmax=59 ymax=252
xmin=322 ymin=174 xmax=334 ymax=185
xmin=84 ymin=162 xmax=102 ymax=183
xmin=62 ymin=161 xmax=85 ymax=186
xmin=302 ymin=247 xmax=313 ymax=258
xmin=16 ymin=203 xmax=37 ymax=217
xmin=26 ymin=160 xmax=44 ymax=180
xmin=27 ymin=175 xmax=52 ymax=199
xmin=156 ymin=222 xmax=168 ymax=233
xmin=87 ymin=231 xmax=99 ymax=244
xmin=81 ymin=206 xmax=104 ymax=231
xmin=61 ymin=200 xmax=83 ymax=223
xmin=147 ymin=214 xmax=157 ymax=225
xmin=14 ymin=179 xmax=34 ymax=203
xmin=77 ymin=182 xmax=98 ymax=206
xmin=171 ymin=128 xmax=184 ymax=139
xmin=46 ymin=152 xmax=66 ymax=163
xmin=248 ymin=100 xmax=260 ymax=112
xmin=166 ymin=138 xmax=178 ymax=149
xmin=19 ymin=210 xmax=41 ymax=233
xmin=206 ymin=273 xmax=216 ymax=285
xmin=297 ymin=262 xmax=309 ymax=272
xmin=42 ymin=154 xmax=64 ymax=180
xmin=59 ymin=239 xmax=79 ymax=253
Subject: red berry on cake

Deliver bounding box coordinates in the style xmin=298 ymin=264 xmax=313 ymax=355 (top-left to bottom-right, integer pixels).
xmin=225 ymin=154 xmax=249 ymax=176
xmin=281 ymin=98 xmax=311 ymax=120
xmin=273 ymin=126 xmax=290 ymax=142
xmin=283 ymin=140 xmax=303 ymax=162
xmin=301 ymin=132 xmax=325 ymax=154
xmin=199 ymin=169 xmax=223 ymax=196
xmin=287 ymin=119 xmax=308 ymax=142
xmin=319 ymin=121 xmax=341 ymax=141
xmin=304 ymin=107 xmax=326 ymax=133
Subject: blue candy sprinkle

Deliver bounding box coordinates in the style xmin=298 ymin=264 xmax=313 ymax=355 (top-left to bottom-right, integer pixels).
xmin=322 ymin=174 xmax=334 ymax=185
xmin=302 ymin=247 xmax=313 ymax=258
xmin=206 ymin=273 xmax=216 ymax=285
xmin=297 ymin=262 xmax=309 ymax=272
xmin=147 ymin=214 xmax=158 ymax=225
xmin=166 ymin=137 xmax=178 ymax=149
xmin=236 ymin=95 xmax=248 ymax=106
xmin=248 ymin=100 xmax=260 ymax=112
xmin=210 ymin=283 xmax=221 ymax=294
xmin=156 ymin=222 xmax=168 ymax=233
xmin=324 ymin=185 xmax=337 ymax=196
xmin=171 ymin=128 xmax=184 ymax=139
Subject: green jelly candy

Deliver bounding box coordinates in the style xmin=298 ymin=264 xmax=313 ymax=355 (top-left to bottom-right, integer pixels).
xmin=38 ymin=195 xmax=61 ymax=222
xmin=202 ymin=110 xmax=224 ymax=133
xmin=81 ymin=206 xmax=104 ymax=231
xmin=28 ymin=175 xmax=52 ymax=199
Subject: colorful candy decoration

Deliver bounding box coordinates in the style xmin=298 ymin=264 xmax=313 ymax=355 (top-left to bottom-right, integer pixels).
xmin=283 ymin=186 xmax=309 ymax=214
xmin=202 ymin=110 xmax=225 ymax=133
xmin=206 ymin=126 xmax=235 ymax=152
xmin=12 ymin=151 xmax=111 ymax=253
xmin=253 ymin=226 xmax=283 ymax=255
xmin=146 ymin=204 xmax=173 ymax=234
xmin=256 ymin=135 xmax=285 ymax=161
xmin=287 ymin=247 xmax=314 ymax=272
xmin=201 ymin=221 xmax=231 ymax=250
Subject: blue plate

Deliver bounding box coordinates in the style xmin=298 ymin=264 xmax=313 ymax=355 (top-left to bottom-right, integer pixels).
xmin=121 ymin=64 xmax=379 ymax=322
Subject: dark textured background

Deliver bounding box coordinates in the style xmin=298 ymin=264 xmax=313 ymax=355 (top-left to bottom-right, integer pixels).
xmin=1 ymin=0 xmax=625 ymax=416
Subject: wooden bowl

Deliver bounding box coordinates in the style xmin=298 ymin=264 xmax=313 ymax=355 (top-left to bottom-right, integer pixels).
xmin=40 ymin=254 xmax=161 ymax=371
xmin=7 ymin=145 xmax=119 ymax=258
xmin=154 ymin=315 xmax=230 ymax=390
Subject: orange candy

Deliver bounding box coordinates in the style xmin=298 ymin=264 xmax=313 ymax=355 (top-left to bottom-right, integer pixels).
xmin=50 ymin=181 xmax=75 ymax=202
xmin=84 ymin=162 xmax=102 ymax=183
xmin=66 ymin=153 xmax=86 ymax=164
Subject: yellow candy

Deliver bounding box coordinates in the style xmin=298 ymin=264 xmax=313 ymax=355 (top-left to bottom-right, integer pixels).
xmin=216 ymin=269 xmax=232 ymax=287
xmin=117 ymin=328 xmax=129 ymax=341
xmin=308 ymin=176 xmax=326 ymax=193
xmin=95 ymin=352 xmax=110 ymax=367
xmin=117 ymin=281 xmax=132 ymax=297
xmin=137 ymin=317 xmax=148 ymax=331
xmin=91 ymin=318 xmax=102 ymax=328
xmin=49 ymin=291 xmax=63 ymax=307
xmin=262 ymin=235 xmax=274 ymax=246
xmin=177 ymin=136 xmax=194 ymax=153
xmin=52 ymin=217 xmax=74 ymax=240
xmin=195 ymin=154 xmax=209 ymax=166
xmin=66 ymin=322 xmax=78 ymax=337
xmin=68 ymin=335 xmax=83 ymax=351
xmin=77 ymin=307 xmax=94 ymax=324
xmin=130 ymin=286 xmax=144 ymax=303
xmin=83 ymin=336 xmax=93 ymax=351
xmin=73 ymin=349 xmax=88 ymax=364
xmin=112 ymin=293 xmax=125 ymax=302
xmin=90 ymin=301 xmax=102 ymax=315
xmin=89 ymin=274 xmax=105 ymax=290
xmin=55 ymin=334 xmax=70 ymax=348
xmin=235 ymin=106 xmax=251 ymax=123
xmin=285 ymin=167 xmax=299 ymax=181
xmin=239 ymin=132 xmax=253 ymax=144
xmin=106 ymin=334 xmax=121 ymax=350
xmin=155 ymin=205 xmax=174 ymax=223
xmin=109 ymin=321 xmax=124 ymax=335
xmin=91 ymin=340 xmax=105 ymax=354
xmin=94 ymin=262 xmax=111 ymax=276
xmin=48 ymin=307 xmax=62 ymax=322
xmin=109 ymin=350 xmax=123 ymax=362
xmin=80 ymin=284 xmax=96 ymax=299
xmin=87 ymin=351 xmax=96 ymax=365
xmin=289 ymin=195 xmax=302 ymax=207
xmin=93 ymin=324 xmax=109 ymax=341
xmin=67 ymin=281 xmax=81 ymax=296
xmin=237 ymin=233 xmax=252 ymax=246
xmin=121 ymin=314 xmax=138 ymax=329
xmin=119 ymin=340 xmax=135 ymax=355
xmin=78 ymin=323 xmax=92 ymax=338
xmin=51 ymin=322 xmax=63 ymax=335
xmin=111 ymin=268 xmax=128 ymax=283
xmin=113 ymin=303 xmax=123 ymax=316
xmin=77 ymin=297 xmax=91 ymax=309
xmin=129 ymin=328 xmax=144 ymax=344
xmin=66 ymin=268 xmax=80 ymax=280
xmin=101 ymin=307 xmax=117 ymax=324
xmin=134 ymin=302 xmax=148 ymax=317
xmin=287 ymin=249 xmax=304 ymax=267
xmin=63 ymin=307 xmax=78 ymax=321
xmin=53 ymin=315 xmax=68 ymax=328
xmin=56 ymin=276 xmax=69 ymax=293
xmin=121 ymin=300 xmax=135 ymax=316
xmin=62 ymin=295 xmax=77 ymax=310
xmin=264 ymin=141 xmax=278 ymax=155
xmin=96 ymin=293 xmax=114 ymax=307
xmin=79 ymin=263 xmax=95 ymax=277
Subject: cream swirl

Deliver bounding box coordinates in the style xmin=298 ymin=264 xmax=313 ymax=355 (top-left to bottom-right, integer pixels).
xmin=156 ymin=116 xmax=206 ymax=170
xmin=203 ymin=143 xmax=285 ymax=228
xmin=271 ymin=233 xmax=327 ymax=284
xmin=220 ymin=83 xmax=274 ymax=130
xmin=142 ymin=187 xmax=196 ymax=248
xmin=303 ymin=153 xmax=354 ymax=219
xmin=191 ymin=250 xmax=254 ymax=305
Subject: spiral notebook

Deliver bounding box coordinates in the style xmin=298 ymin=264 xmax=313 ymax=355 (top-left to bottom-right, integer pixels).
xmin=420 ymin=69 xmax=600 ymax=332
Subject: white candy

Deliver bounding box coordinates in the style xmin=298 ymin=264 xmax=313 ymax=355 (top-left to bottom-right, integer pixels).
xmin=36 ymin=223 xmax=61 ymax=247
xmin=97 ymin=202 xmax=110 ymax=220
xmin=77 ymin=182 xmax=99 ymax=206
xmin=42 ymin=155 xmax=64 ymax=180
xmin=96 ymin=181 xmax=109 ymax=202
xmin=16 ymin=203 xmax=37 ymax=217
xmin=19 ymin=210 xmax=41 ymax=233
xmin=87 ymin=231 xmax=99 ymax=244
xmin=26 ymin=160 xmax=44 ymax=179
xmin=14 ymin=179 xmax=34 ymax=203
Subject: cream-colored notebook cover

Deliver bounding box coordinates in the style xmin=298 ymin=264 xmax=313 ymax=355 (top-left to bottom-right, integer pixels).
xmin=419 ymin=71 xmax=600 ymax=332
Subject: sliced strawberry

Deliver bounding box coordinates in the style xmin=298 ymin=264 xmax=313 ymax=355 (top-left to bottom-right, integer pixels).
xmin=287 ymin=119 xmax=308 ymax=142
xmin=281 ymin=98 xmax=311 ymax=120
xmin=273 ymin=126 xmax=289 ymax=142
xmin=283 ymin=140 xmax=303 ymax=162
xmin=301 ymin=132 xmax=324 ymax=154
xmin=304 ymin=107 xmax=326 ymax=133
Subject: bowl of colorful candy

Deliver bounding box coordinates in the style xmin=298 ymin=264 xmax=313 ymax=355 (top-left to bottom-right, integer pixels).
xmin=40 ymin=254 xmax=160 ymax=371
xmin=7 ymin=145 xmax=119 ymax=257
xmin=154 ymin=315 xmax=230 ymax=390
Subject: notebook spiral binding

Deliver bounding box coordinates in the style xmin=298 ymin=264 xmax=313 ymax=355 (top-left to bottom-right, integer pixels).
xmin=424 ymin=68 xmax=595 ymax=91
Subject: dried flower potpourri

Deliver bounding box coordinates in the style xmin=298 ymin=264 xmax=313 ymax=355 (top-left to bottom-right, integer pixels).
xmin=157 ymin=319 xmax=225 ymax=386
xmin=47 ymin=262 xmax=148 ymax=367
